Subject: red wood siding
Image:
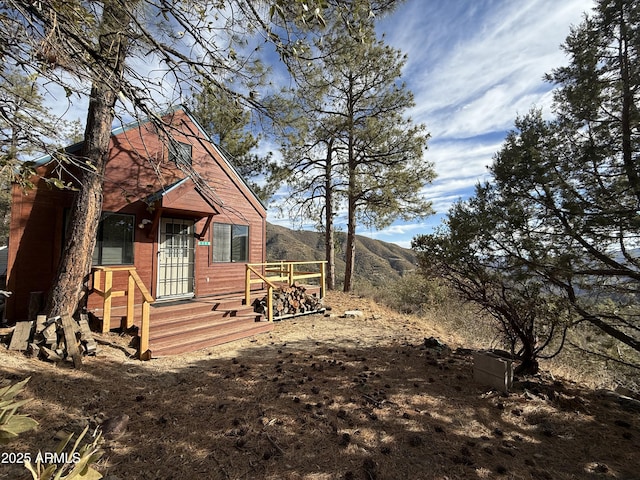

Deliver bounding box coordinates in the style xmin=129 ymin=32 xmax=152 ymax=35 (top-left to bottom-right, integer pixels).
xmin=6 ymin=108 xmax=266 ymax=321
xmin=6 ymin=177 xmax=74 ymax=319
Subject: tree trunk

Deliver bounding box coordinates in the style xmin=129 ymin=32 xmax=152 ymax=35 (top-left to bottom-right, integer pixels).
xmin=514 ymin=328 xmax=539 ymax=375
xmin=343 ymin=181 xmax=357 ymax=293
xmin=343 ymin=86 xmax=358 ymax=293
xmin=514 ymin=355 xmax=539 ymax=376
xmin=45 ymin=4 xmax=129 ymax=318
xmin=325 ymin=207 xmax=335 ymax=290
xmin=324 ymin=140 xmax=335 ymax=290
xmin=617 ymin=6 xmax=640 ymax=207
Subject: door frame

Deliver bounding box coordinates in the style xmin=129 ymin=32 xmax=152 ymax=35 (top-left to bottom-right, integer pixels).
xmin=156 ymin=217 xmax=196 ymax=300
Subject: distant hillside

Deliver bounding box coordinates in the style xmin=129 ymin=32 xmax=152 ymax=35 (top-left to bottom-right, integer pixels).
xmin=266 ymin=223 xmax=416 ymax=287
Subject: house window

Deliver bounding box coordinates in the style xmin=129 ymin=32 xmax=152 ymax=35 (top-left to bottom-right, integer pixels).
xmin=213 ymin=223 xmax=248 ymax=263
xmin=169 ymin=141 xmax=192 ymax=165
xmin=92 ymin=213 xmax=135 ymax=265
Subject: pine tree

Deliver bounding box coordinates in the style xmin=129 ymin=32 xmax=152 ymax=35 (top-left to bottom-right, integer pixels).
xmin=189 ymin=79 xmax=280 ymax=201
xmin=0 ymin=68 xmax=70 ymax=244
xmin=282 ymin=0 xmax=434 ymax=291
xmin=414 ymin=0 xmax=640 ymax=366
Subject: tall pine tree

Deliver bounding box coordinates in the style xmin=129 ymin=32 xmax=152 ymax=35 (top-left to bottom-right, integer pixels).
xmin=189 ymin=79 xmax=281 ymax=202
xmin=282 ymin=0 xmax=434 ymax=291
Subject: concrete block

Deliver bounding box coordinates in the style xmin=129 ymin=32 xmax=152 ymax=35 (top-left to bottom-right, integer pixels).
xmin=473 ymin=351 xmax=513 ymax=393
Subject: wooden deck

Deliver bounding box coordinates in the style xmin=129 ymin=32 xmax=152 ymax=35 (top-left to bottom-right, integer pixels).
xmin=90 ymin=263 xmax=326 ymax=359
xmin=89 ymin=285 xmax=322 ymax=358
xmin=89 ymin=291 xmax=270 ymax=357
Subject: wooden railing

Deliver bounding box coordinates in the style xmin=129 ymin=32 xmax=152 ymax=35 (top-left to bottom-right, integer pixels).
xmin=91 ymin=266 xmax=154 ymax=360
xmin=245 ymin=261 xmax=326 ymax=322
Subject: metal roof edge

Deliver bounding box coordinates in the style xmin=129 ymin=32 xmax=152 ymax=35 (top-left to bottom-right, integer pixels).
xmin=31 ymin=105 xmax=184 ymax=168
xmin=29 ymin=105 xmax=268 ymax=213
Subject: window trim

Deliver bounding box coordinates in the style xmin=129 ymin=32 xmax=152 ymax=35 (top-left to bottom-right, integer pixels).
xmin=91 ymin=212 xmax=135 ymax=266
xmin=212 ymin=223 xmax=249 ymax=263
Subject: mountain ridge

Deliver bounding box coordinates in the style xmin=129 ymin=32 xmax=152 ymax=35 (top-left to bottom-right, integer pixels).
xmin=266 ymin=222 xmax=416 ymax=287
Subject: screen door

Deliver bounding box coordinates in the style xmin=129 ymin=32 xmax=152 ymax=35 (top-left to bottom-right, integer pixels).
xmin=157 ymin=218 xmax=195 ymax=298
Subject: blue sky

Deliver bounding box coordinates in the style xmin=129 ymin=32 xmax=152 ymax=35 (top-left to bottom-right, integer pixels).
xmin=268 ymin=0 xmax=595 ymax=248
xmin=36 ymin=1 xmax=595 ymax=249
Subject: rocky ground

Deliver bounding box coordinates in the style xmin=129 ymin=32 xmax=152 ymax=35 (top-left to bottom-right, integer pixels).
xmin=0 ymin=291 xmax=638 ymax=480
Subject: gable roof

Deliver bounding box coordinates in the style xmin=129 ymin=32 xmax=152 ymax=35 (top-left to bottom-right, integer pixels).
xmin=146 ymin=177 xmax=220 ymax=217
xmin=31 ymin=105 xmax=266 ymax=210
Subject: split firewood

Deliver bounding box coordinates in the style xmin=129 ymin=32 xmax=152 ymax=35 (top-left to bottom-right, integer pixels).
xmin=0 ymin=326 xmax=15 ymax=337
xmin=41 ymin=321 xmax=58 ymax=346
xmin=8 ymin=321 xmax=33 ymax=351
xmin=26 ymin=343 xmax=40 ymax=358
xmin=61 ymin=315 xmax=82 ymax=368
xmin=40 ymin=346 xmax=63 ymax=362
xmin=78 ymin=314 xmax=98 ymax=355
xmin=1 ymin=312 xmax=97 ymax=367
xmin=35 ymin=315 xmax=47 ymax=334
xmin=255 ymin=284 xmax=323 ymax=318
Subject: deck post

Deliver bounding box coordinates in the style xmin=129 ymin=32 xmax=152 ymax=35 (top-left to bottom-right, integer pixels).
xmin=288 ymin=262 xmax=294 ymax=285
xmin=267 ymin=284 xmax=273 ymax=322
xmin=93 ymin=269 xmax=101 ymax=291
xmin=102 ymin=270 xmax=113 ymax=333
xmin=139 ymin=299 xmax=151 ymax=360
xmin=320 ymin=261 xmax=326 ymax=298
xmin=126 ymin=272 xmax=135 ymax=329
xmin=245 ymin=265 xmax=251 ymax=305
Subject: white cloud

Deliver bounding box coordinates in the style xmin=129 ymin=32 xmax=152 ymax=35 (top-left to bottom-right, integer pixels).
xmin=362 ymin=0 xmax=595 ymax=245
xmin=38 ymin=0 xmax=596 ymax=249
xmin=373 ymin=222 xmax=426 ymax=237
xmin=429 ymin=139 xmax=497 ymax=177
xmin=383 ymin=0 xmax=593 ymax=141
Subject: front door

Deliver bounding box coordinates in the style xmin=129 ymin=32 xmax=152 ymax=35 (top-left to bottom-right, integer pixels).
xmin=157 ymin=217 xmax=195 ymax=299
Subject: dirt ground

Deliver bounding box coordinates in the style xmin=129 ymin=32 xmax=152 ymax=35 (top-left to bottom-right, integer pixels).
xmin=1 ymin=291 xmax=639 ymax=480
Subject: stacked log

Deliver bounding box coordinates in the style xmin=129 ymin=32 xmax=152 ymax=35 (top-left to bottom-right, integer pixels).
xmin=4 ymin=314 xmax=97 ymax=368
xmin=255 ymin=283 xmax=323 ymax=318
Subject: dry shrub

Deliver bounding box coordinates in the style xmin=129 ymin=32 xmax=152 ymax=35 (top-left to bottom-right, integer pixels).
xmin=356 ymin=273 xmax=450 ymax=314
xmin=541 ymin=323 xmax=640 ymax=391
xmin=363 ymin=275 xmax=500 ymax=351
xmin=363 ymin=277 xmax=639 ymax=391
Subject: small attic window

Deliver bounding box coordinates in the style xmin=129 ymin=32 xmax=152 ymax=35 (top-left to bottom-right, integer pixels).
xmin=169 ymin=141 xmax=192 ymax=165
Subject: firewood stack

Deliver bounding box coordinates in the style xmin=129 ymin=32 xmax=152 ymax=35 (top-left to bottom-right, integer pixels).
xmin=3 ymin=314 xmax=97 ymax=368
xmin=256 ymin=283 xmax=323 ymax=318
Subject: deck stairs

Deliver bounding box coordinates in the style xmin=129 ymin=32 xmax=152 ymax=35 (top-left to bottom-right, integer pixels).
xmin=147 ymin=292 xmax=274 ymax=357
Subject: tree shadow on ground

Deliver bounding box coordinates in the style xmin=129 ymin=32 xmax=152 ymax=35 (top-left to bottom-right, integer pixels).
xmin=1 ymin=330 xmax=638 ymax=480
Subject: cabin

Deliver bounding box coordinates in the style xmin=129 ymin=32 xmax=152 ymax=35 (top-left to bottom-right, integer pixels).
xmin=6 ymin=106 xmax=324 ymax=358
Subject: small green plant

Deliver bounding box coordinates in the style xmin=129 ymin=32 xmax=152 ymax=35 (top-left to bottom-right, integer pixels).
xmin=0 ymin=377 xmax=103 ymax=479
xmin=0 ymin=377 xmax=39 ymax=444
xmin=24 ymin=426 xmax=103 ymax=480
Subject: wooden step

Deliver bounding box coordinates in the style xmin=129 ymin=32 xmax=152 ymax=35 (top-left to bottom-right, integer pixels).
xmin=149 ymin=311 xmax=261 ymax=341
xmin=90 ymin=287 xmax=319 ymax=357
xmin=149 ymin=318 xmax=273 ymax=357
xmin=146 ymin=294 xmax=272 ymax=357
xmin=149 ymin=304 xmax=259 ymax=328
xmin=150 ymin=298 xmax=232 ymax=317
